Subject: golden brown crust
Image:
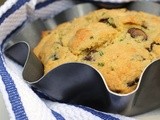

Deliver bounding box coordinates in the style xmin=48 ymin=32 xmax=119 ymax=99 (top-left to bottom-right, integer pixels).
xmin=69 ymin=23 xmax=117 ymax=55
xmin=34 ymin=8 xmax=160 ymax=94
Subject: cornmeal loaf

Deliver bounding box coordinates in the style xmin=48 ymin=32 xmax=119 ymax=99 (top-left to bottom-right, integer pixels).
xmin=34 ymin=9 xmax=160 ymax=94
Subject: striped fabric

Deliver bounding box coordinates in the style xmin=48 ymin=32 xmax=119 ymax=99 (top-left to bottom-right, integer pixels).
xmin=0 ymin=0 xmax=135 ymax=120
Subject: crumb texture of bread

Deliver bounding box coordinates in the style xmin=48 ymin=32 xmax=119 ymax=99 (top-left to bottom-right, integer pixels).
xmin=34 ymin=8 xmax=160 ymax=94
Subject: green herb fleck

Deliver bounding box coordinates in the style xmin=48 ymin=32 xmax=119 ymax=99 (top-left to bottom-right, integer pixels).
xmin=98 ymin=62 xmax=105 ymax=67
xmin=119 ymin=39 xmax=124 ymax=42
xmin=99 ymin=18 xmax=117 ymax=28
xmin=50 ymin=53 xmax=59 ymax=61
xmin=99 ymin=51 xmax=104 ymax=56
xmin=108 ymin=18 xmax=117 ymax=28
xmin=102 ymin=12 xmax=106 ymax=16
xmin=59 ymin=36 xmax=62 ymax=40
xmin=85 ymin=17 xmax=92 ymax=21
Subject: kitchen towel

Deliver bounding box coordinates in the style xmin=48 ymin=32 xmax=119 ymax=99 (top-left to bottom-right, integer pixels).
xmin=0 ymin=0 xmax=137 ymax=119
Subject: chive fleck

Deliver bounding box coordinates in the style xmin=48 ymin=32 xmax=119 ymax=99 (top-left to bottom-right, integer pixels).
xmin=98 ymin=62 xmax=105 ymax=67
xmin=119 ymin=39 xmax=123 ymax=42
xmin=50 ymin=54 xmax=59 ymax=61
xmin=99 ymin=51 xmax=104 ymax=56
xmin=102 ymin=12 xmax=106 ymax=16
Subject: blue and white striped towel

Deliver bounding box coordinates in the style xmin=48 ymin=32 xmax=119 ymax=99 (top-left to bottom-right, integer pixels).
xmin=0 ymin=0 xmax=136 ymax=119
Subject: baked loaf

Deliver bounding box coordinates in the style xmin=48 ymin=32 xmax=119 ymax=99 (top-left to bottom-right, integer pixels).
xmin=34 ymin=9 xmax=160 ymax=94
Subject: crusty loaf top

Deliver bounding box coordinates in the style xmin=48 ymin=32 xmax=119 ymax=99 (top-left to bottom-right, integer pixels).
xmin=34 ymin=9 xmax=160 ymax=94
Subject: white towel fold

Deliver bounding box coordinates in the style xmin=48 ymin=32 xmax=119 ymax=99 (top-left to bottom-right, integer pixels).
xmin=0 ymin=0 xmax=136 ymax=119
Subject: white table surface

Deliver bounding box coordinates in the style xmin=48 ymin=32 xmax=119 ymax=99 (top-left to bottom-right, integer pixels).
xmin=0 ymin=91 xmax=160 ymax=120
xmin=133 ymin=108 xmax=160 ymax=120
